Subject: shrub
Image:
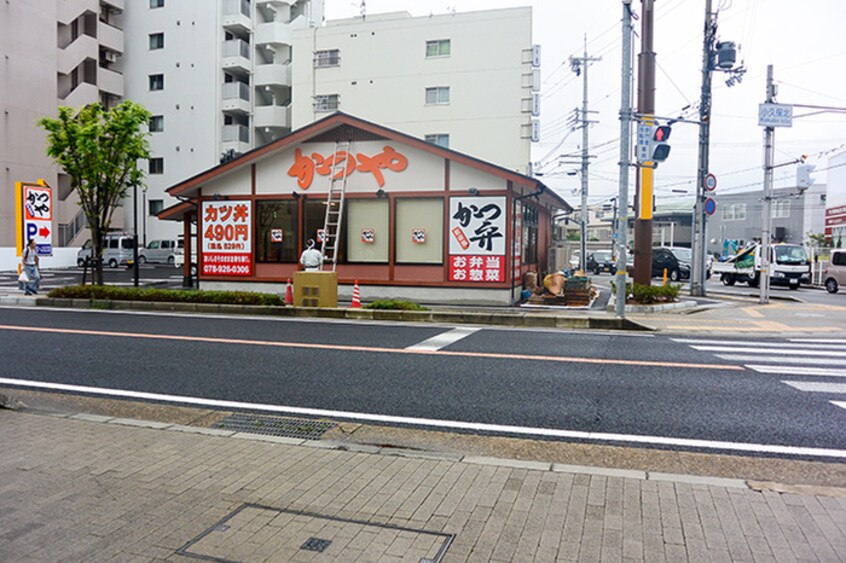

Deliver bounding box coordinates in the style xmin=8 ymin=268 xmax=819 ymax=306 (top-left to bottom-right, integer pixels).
xmin=362 ymin=299 xmax=429 ymax=311
xmin=47 ymin=285 xmax=284 ymax=306
xmin=610 ymin=281 xmax=680 ymax=304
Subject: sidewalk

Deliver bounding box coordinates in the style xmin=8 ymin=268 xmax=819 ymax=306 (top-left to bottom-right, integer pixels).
xmin=2 ymin=409 xmax=844 ymax=562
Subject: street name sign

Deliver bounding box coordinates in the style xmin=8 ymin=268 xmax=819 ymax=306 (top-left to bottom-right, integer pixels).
xmin=758 ymin=103 xmax=793 ymax=127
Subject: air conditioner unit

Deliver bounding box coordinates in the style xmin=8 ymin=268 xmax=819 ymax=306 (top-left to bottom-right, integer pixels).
xmin=104 ymin=51 xmax=118 ymax=63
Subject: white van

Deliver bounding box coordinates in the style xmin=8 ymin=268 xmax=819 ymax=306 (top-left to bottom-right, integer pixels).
xmin=76 ymin=233 xmax=135 ymax=268
xmin=824 ymin=249 xmax=846 ymax=294
xmin=139 ymin=239 xmax=179 ymax=264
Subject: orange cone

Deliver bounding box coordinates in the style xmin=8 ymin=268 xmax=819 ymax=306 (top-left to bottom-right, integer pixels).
xmin=285 ymin=278 xmax=293 ymax=305
xmin=350 ymin=280 xmax=361 ymax=308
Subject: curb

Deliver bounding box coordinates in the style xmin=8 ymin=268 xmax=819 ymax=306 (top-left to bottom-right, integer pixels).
xmin=22 ymin=408 xmax=773 ymax=492
xmin=13 ymin=296 xmax=653 ymax=332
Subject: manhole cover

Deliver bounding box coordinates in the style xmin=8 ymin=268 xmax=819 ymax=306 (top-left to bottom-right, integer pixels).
xmin=177 ymin=504 xmax=453 ymax=562
xmin=211 ymin=413 xmax=336 ymax=440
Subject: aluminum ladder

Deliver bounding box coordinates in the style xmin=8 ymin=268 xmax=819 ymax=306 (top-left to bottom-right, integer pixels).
xmin=320 ymin=141 xmax=351 ymax=271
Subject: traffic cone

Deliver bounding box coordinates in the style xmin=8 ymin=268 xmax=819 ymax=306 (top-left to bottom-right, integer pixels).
xmin=350 ymin=280 xmax=361 ymax=308
xmin=285 ymin=278 xmax=293 ymax=305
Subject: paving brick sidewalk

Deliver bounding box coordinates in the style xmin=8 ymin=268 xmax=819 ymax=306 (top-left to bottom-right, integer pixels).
xmin=1 ymin=411 xmax=845 ymax=562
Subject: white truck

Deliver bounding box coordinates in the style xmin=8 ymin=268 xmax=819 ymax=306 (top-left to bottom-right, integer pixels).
xmin=713 ymin=243 xmax=810 ymax=290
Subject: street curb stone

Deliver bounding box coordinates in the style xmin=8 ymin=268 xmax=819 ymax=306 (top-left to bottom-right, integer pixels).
xmin=70 ymin=413 xmax=114 ymax=423
xmin=108 ymin=417 xmax=173 ymax=429
xmin=231 ymin=432 xmax=305 ymax=446
xmin=462 ymin=456 xmax=553 ymax=471
xmin=648 ymin=471 xmax=748 ymax=488
xmin=168 ymin=424 xmax=235 ymax=437
xmin=552 ymin=463 xmax=647 ymax=480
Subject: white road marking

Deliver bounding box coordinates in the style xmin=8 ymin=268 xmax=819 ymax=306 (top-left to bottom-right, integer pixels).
xmin=692 ymin=345 xmax=846 ymax=358
xmin=790 ymin=339 xmax=846 ymax=344
xmin=782 ymin=381 xmax=846 ymax=394
xmin=746 ymin=365 xmax=846 ymax=377
xmin=674 ymin=338 xmax=846 ymax=351
xmin=832 ymin=401 xmax=846 ymax=411
xmin=716 ymin=355 xmax=837 ymax=365
xmin=406 ymin=327 xmax=480 ymax=351
xmin=0 ymin=377 xmax=844 ymax=459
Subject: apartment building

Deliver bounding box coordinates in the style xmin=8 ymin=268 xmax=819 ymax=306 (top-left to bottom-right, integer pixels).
xmin=118 ymin=0 xmax=323 ymax=245
xmin=1 ymin=0 xmax=125 ymax=250
xmin=290 ymin=8 xmax=538 ymax=175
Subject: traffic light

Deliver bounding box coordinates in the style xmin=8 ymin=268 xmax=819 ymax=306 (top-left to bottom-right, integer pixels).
xmin=651 ymin=125 xmax=672 ymax=162
xmin=797 ymin=164 xmax=816 ymax=189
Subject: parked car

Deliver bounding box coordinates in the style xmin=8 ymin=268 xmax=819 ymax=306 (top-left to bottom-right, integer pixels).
xmin=586 ymin=250 xmax=616 ymax=275
xmin=76 ymin=233 xmax=135 ymax=268
xmin=823 ymin=249 xmax=846 ymax=294
xmin=173 ymin=238 xmax=198 ymax=277
xmin=568 ymin=250 xmax=581 ymax=271
xmin=138 ymin=238 xmax=179 ymax=265
xmin=652 ymin=246 xmax=691 ymax=282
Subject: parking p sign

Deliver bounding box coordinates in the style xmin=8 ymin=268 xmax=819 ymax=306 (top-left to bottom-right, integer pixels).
xmin=16 ymin=181 xmax=53 ymax=256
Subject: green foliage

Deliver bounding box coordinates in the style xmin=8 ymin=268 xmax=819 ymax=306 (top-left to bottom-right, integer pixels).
xmin=610 ymin=281 xmax=681 ymax=304
xmin=362 ymin=299 xmax=429 ymax=311
xmin=38 ymin=101 xmax=151 ymax=285
xmin=806 ymin=232 xmax=827 ymax=248
xmin=47 ymin=285 xmax=283 ymax=306
xmin=566 ymin=231 xmax=580 ymax=241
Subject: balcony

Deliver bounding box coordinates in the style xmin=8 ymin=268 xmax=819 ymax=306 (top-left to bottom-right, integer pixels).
xmin=57 ymin=0 xmax=98 ymax=24
xmin=101 ymin=0 xmax=125 ymax=11
xmin=222 ymin=81 xmax=251 ymax=114
xmin=254 ymin=105 xmax=289 ymax=129
xmin=255 ymin=22 xmax=292 ymax=47
xmin=58 ymin=34 xmax=98 ymax=74
xmin=222 ymin=125 xmax=251 ymax=155
xmin=222 ymin=39 xmax=251 ymax=76
xmin=255 ymin=62 xmax=291 ymax=88
xmin=222 ymin=0 xmax=251 ymax=34
xmin=98 ymin=66 xmax=124 ymax=97
xmin=98 ymin=20 xmax=123 ymax=53
xmin=61 ymin=82 xmax=99 ymax=107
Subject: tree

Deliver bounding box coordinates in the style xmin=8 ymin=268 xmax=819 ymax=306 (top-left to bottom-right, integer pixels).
xmin=39 ymin=102 xmax=151 ymax=285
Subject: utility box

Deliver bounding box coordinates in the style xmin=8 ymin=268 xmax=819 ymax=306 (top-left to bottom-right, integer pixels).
xmin=293 ymin=271 xmax=338 ymax=308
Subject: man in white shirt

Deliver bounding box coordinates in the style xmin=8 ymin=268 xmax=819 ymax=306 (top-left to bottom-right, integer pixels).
xmin=299 ymin=239 xmax=323 ymax=271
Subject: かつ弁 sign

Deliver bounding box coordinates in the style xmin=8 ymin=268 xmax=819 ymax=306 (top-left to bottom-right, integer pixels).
xmin=448 ymin=196 xmax=506 ymax=283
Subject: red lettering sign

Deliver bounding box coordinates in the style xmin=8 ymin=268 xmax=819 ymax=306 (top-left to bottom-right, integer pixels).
xmin=287 ymin=145 xmax=408 ymax=189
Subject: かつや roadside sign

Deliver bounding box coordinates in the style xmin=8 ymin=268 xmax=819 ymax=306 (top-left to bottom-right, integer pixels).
xmin=16 ymin=181 xmax=53 ymax=256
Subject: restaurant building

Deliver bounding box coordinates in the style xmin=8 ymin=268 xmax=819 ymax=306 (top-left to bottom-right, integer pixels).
xmin=160 ymin=113 xmax=571 ymax=305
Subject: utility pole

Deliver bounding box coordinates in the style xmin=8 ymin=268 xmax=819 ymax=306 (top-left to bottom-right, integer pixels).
xmin=760 ymin=64 xmax=775 ymax=305
xmin=633 ymin=0 xmax=655 ymax=285
xmin=615 ymin=0 xmax=634 ymax=317
xmin=691 ymin=0 xmax=714 ymax=297
xmin=570 ymin=37 xmax=601 ymax=273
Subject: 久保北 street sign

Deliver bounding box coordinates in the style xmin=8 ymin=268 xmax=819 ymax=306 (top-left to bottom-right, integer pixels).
xmin=15 ymin=180 xmax=53 ymax=256
xmin=758 ymin=103 xmax=793 ymax=127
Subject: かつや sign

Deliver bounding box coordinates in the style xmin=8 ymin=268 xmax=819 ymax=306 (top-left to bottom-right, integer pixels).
xmin=201 ymin=200 xmax=252 ymax=276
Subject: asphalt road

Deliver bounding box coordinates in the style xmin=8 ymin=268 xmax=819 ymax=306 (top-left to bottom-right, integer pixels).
xmin=1 ymin=307 xmax=844 ymax=460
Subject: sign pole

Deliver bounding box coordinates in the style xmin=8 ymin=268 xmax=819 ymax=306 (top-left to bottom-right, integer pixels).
xmin=760 ymin=65 xmax=775 ymax=305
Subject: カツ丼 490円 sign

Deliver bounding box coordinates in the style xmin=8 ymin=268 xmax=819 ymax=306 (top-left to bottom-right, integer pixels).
xmin=201 ymin=200 xmax=252 ymax=276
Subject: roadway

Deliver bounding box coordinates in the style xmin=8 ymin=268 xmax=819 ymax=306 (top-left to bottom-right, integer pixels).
xmin=1 ymin=306 xmax=844 ymax=461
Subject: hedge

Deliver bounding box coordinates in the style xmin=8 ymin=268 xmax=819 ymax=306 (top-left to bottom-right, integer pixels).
xmin=47 ymin=285 xmax=284 ymax=306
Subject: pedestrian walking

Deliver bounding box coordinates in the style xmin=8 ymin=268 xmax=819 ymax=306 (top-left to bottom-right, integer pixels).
xmin=299 ymin=239 xmax=323 ymax=271
xmin=21 ymin=239 xmax=40 ymax=295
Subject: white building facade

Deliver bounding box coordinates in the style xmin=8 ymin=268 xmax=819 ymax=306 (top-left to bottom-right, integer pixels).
xmin=290 ymin=8 xmax=537 ymax=175
xmin=118 ymin=0 xmax=323 ymax=246
xmin=1 ymin=0 xmax=125 ymax=251
xmin=826 ymin=150 xmax=846 ymax=246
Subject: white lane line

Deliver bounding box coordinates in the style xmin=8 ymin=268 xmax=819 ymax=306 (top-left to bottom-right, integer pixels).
xmin=406 ymin=327 xmax=480 ymax=351
xmin=692 ymin=346 xmax=846 ymax=358
xmin=832 ymin=401 xmax=846 ymax=411
xmin=746 ymin=365 xmax=846 ymax=377
xmin=1 ymin=377 xmax=844 ymax=459
xmin=790 ymin=339 xmax=846 ymax=344
xmin=782 ymin=381 xmax=846 ymax=394
xmin=674 ymin=338 xmax=846 ymax=351
xmin=717 ymin=355 xmax=838 ymax=365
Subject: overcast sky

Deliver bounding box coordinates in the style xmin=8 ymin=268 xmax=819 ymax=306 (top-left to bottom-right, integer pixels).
xmin=323 ymin=0 xmax=846 ymax=208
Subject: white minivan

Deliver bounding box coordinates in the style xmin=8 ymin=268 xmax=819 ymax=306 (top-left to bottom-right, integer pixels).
xmin=138 ymin=239 xmax=179 ymax=265
xmin=76 ymin=233 xmax=135 ymax=268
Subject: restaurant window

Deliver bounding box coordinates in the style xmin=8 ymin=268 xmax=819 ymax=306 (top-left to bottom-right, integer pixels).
xmin=303 ymin=201 xmax=346 ymax=263
xmin=257 ymin=200 xmax=298 ymax=263
xmin=346 ymin=200 xmax=389 ymax=263
xmin=522 ymin=205 xmax=538 ymax=264
xmin=396 ymin=198 xmax=443 ymax=264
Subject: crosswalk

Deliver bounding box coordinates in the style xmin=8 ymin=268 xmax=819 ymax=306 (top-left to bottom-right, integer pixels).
xmin=672 ymin=337 xmax=846 ymax=412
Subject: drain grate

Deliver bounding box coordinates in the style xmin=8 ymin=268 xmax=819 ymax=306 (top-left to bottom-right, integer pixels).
xmin=211 ymin=413 xmax=336 ymax=440
xmin=300 ymin=537 xmax=332 ymax=552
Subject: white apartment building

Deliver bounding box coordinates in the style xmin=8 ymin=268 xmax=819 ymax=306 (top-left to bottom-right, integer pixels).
xmin=290 ymin=8 xmax=538 ymax=175
xmin=118 ymin=0 xmax=323 ymax=245
xmin=1 ymin=0 xmax=125 ymax=250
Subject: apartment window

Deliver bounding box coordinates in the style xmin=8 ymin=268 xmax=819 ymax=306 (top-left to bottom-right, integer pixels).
xmin=426 ymin=39 xmax=451 ymax=58
xmin=425 ymin=134 xmax=449 ymax=148
xmin=734 ymin=203 xmax=747 ymax=221
xmin=314 ymin=94 xmax=340 ymax=113
xmin=773 ymin=200 xmax=791 ymax=218
xmin=149 ymin=33 xmax=164 ymax=50
xmin=149 ymin=74 xmax=164 ymax=91
xmin=150 ymin=0 xmax=164 ymax=7
xmin=425 ymin=86 xmax=450 ymax=105
xmin=149 ymin=115 xmax=164 ymax=132
xmin=314 ymin=49 xmax=340 ymax=68
xmin=149 ymin=158 xmax=164 ymax=174
xmin=722 ymin=206 xmax=734 ymax=221
xmin=149 ymin=199 xmax=164 ymax=215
